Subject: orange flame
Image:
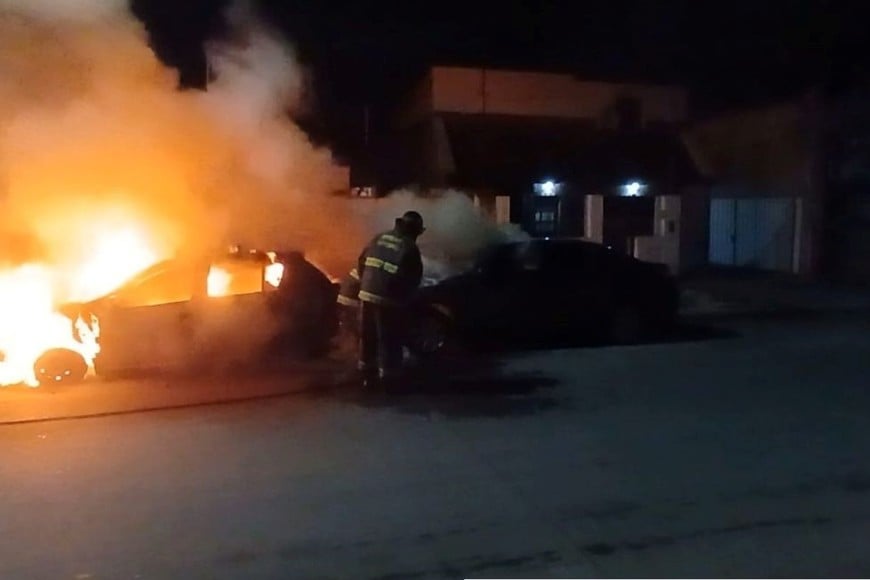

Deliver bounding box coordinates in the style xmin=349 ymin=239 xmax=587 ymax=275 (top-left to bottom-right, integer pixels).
xmin=265 ymin=261 xmax=285 ymax=289
xmin=69 ymin=226 xmax=161 ymax=301
xmin=0 ymin=223 xmax=163 ymax=386
xmin=207 ymin=266 xmax=231 ymax=297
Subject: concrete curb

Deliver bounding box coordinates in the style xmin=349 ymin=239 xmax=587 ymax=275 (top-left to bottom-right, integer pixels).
xmin=0 ymin=361 xmax=349 ymax=426
xmin=680 ymin=306 xmax=870 ymax=325
xmin=679 ymin=284 xmax=870 ymax=319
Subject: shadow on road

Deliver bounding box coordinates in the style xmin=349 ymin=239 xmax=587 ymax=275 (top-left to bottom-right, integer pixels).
xmin=301 ymin=321 xmax=740 ymax=419
xmin=306 ymin=355 xmax=563 ymax=419
xmin=462 ymin=321 xmax=740 ymax=354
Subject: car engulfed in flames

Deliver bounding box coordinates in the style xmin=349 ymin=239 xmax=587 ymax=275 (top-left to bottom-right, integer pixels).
xmin=4 ymin=244 xmax=338 ymax=387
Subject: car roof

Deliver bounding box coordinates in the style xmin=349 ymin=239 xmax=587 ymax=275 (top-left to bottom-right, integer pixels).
xmin=97 ymin=251 xmax=285 ymax=299
xmin=500 ymin=238 xmax=614 ymax=253
xmin=487 ymin=238 xmax=640 ymax=267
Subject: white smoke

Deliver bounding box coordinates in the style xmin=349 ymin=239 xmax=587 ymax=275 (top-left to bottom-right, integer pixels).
xmin=0 ymin=0 xmax=359 ymax=277
xmin=361 ymin=190 xmax=530 ymax=281
xmin=0 ymin=0 xmax=127 ymax=21
xmin=205 ymin=2 xmax=307 ymax=124
xmin=0 ymin=0 xmax=524 ymax=280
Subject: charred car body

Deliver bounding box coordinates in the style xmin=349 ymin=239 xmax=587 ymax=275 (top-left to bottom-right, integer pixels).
xmin=407 ymin=239 xmax=680 ymax=353
xmin=34 ymin=248 xmax=338 ymax=385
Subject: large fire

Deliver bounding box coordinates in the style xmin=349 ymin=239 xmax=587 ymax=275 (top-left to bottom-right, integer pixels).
xmin=0 ymin=0 xmax=361 ymax=388
xmin=0 ymin=223 xmax=164 ymax=387
xmin=69 ymin=226 xmax=161 ymax=302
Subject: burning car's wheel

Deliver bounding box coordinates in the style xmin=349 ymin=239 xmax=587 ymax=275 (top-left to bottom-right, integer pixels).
xmin=33 ymin=348 xmax=88 ymax=387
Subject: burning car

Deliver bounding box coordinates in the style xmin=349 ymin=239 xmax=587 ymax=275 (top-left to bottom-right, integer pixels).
xmin=32 ymin=248 xmax=338 ymax=385
xmin=407 ymin=238 xmax=680 ymax=353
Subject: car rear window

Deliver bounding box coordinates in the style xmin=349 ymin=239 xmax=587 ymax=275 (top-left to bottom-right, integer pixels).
xmin=540 ymin=242 xmax=615 ymax=276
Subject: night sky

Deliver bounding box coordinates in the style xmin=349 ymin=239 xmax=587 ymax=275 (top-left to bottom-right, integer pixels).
xmin=132 ymin=0 xmax=869 ymax=159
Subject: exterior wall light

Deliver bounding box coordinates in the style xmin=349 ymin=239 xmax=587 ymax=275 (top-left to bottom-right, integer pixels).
xmin=622 ymin=181 xmax=647 ymax=197
xmin=534 ymin=180 xmax=561 ymax=196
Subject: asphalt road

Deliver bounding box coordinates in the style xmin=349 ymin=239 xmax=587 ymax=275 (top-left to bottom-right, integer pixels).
xmin=2 ymin=312 xmax=870 ymax=578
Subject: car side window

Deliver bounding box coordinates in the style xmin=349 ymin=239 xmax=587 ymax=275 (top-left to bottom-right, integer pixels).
xmin=114 ymin=266 xmax=196 ymax=308
xmin=541 ymin=244 xmax=613 ymax=279
xmin=207 ymin=261 xmax=265 ymax=297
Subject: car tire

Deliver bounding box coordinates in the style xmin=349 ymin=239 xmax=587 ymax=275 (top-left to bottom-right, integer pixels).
xmin=608 ymin=306 xmax=644 ymax=345
xmin=408 ymin=309 xmax=453 ymax=357
xmin=33 ymin=348 xmax=88 ymax=387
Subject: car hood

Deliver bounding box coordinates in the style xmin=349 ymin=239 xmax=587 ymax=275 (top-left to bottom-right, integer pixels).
xmin=415 ymin=271 xmax=476 ymax=302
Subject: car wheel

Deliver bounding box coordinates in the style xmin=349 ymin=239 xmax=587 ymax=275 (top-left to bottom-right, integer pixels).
xmin=409 ymin=310 xmax=452 ymax=356
xmin=608 ymin=306 xmax=644 ymax=345
xmin=33 ymin=348 xmax=88 ymax=387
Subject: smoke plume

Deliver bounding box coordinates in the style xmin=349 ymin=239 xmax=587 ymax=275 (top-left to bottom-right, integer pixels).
xmin=0 ymin=0 xmax=356 ymax=282
xmin=0 ymin=0 xmax=522 ymax=278
xmin=362 ymin=190 xmax=528 ymax=280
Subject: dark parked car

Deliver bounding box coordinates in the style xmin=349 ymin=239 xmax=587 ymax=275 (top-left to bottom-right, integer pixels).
xmin=33 ymin=249 xmax=338 ymax=385
xmin=407 ymin=239 xmax=679 ymax=353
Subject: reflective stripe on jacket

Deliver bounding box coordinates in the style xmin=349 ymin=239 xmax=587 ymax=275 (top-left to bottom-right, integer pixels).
xmin=357 ymin=230 xmax=422 ymax=306
xmin=336 ymin=268 xmax=361 ymax=306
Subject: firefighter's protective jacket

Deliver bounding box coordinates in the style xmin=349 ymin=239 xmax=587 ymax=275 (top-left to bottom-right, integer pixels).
xmin=336 ymin=268 xmax=361 ymax=307
xmin=357 ymin=229 xmax=423 ymax=306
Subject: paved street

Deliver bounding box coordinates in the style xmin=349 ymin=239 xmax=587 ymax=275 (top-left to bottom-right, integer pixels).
xmin=2 ymin=312 xmax=870 ymax=578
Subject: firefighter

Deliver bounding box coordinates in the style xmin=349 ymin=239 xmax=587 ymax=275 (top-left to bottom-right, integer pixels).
xmin=357 ymin=210 xmax=425 ymax=386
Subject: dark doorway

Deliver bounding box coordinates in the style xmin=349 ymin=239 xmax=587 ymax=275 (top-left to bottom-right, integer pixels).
xmin=528 ymin=196 xmax=561 ymax=236
xmin=602 ymin=196 xmax=655 ymax=255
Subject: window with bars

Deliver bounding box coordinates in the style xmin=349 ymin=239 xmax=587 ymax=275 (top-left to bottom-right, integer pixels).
xmin=535 ymin=210 xmax=557 ymax=234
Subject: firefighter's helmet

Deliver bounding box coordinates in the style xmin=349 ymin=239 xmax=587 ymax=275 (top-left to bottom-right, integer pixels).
xmin=397 ymin=210 xmax=425 ymax=236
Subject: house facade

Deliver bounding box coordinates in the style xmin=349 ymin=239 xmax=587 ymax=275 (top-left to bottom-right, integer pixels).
xmin=679 ymin=89 xmax=870 ymax=280
xmin=380 ymin=66 xmax=704 ymax=274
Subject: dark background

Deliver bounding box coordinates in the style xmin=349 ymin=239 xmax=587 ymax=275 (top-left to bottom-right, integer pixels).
xmin=132 ymin=0 xmax=869 ymax=160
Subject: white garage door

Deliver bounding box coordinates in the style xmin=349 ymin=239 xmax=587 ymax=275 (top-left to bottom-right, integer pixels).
xmin=709 ymin=197 xmax=796 ymax=272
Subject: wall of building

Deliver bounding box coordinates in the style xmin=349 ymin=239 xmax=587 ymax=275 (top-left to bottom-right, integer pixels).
xmin=403 ymin=66 xmax=689 ymax=127
xmin=678 ymin=185 xmax=711 ymax=272
xmin=634 ymin=196 xmax=680 ymax=273
xmin=472 ymin=194 xmax=509 ymax=221
xmin=585 ymin=195 xmax=604 ymax=243
xmin=682 ymin=99 xmax=824 ymax=276
xmin=683 ymin=103 xmax=811 ymax=187
xmin=396 ymin=74 xmax=434 ymax=127
xmin=825 ymin=89 xmax=870 ymax=285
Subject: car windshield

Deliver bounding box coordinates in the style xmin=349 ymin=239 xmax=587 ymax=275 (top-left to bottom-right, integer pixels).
xmin=97 ymin=261 xmax=176 ymax=300
xmin=110 ymin=261 xmax=199 ymax=307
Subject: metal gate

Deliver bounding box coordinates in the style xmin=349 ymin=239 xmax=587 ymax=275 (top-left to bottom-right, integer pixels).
xmin=708 ymin=198 xmax=796 ymax=272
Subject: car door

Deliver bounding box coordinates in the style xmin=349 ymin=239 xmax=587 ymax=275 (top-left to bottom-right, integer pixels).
xmin=94 ymin=261 xmax=199 ymax=376
xmin=470 ymin=241 xmax=554 ymax=335
xmin=538 ymin=243 xmax=616 ymax=333
xmin=186 ymin=258 xmax=275 ymax=366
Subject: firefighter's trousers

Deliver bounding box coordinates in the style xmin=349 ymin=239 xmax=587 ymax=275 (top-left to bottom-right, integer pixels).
xmin=358 ymin=301 xmax=403 ymax=379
